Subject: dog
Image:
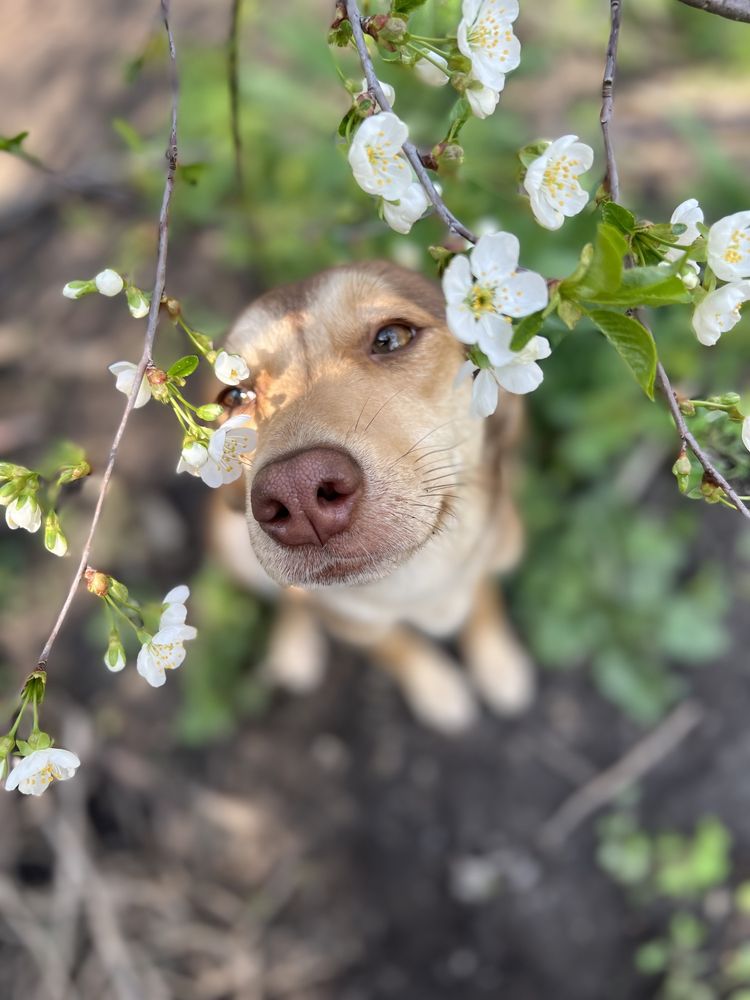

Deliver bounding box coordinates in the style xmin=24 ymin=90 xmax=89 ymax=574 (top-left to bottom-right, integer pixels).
xmin=210 ymin=261 xmax=533 ymax=733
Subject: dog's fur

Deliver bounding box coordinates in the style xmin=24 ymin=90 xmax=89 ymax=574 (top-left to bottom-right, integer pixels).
xmin=211 ymin=261 xmax=533 ymax=732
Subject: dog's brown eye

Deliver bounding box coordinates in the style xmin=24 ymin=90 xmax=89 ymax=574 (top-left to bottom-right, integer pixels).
xmin=216 ymin=386 xmax=255 ymax=410
xmin=371 ymin=324 xmax=416 ymax=355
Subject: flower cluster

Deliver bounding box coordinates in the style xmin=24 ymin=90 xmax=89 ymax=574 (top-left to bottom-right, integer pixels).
xmin=690 ymin=208 xmax=750 ymax=347
xmin=86 ymin=571 xmax=197 ymax=689
xmin=1 ymin=454 xmax=89 ymax=555
xmin=348 ymin=111 xmax=430 ymax=235
xmin=442 ymin=232 xmax=550 ymax=416
xmin=1 ymin=670 xmax=81 ymax=797
xmin=522 ymin=135 xmax=595 ymax=231
xmin=63 ymin=268 xmax=151 ymax=318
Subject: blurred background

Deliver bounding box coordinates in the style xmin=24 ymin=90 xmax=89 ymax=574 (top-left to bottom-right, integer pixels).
xmin=1 ymin=1 xmax=750 ymax=997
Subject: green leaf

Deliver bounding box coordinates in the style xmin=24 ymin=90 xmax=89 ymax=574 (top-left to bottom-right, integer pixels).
xmin=568 ymin=223 xmax=627 ymax=298
xmin=0 ymin=131 xmax=29 ymax=153
xmin=167 ymin=355 xmax=199 ymax=379
xmin=177 ymin=162 xmax=207 ymax=187
xmin=588 ymin=310 xmax=658 ymax=399
xmin=600 ymin=202 xmax=636 ymax=235
xmin=510 ymin=310 xmax=545 ymax=351
xmin=392 ymin=0 xmax=428 ymax=12
xmin=583 ymin=269 xmax=691 ymax=307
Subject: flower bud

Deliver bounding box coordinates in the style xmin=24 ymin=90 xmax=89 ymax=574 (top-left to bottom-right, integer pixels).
xmin=104 ymin=631 xmax=126 ymax=672
xmin=95 ymin=269 xmax=124 ymax=297
xmin=126 ymin=285 xmax=151 ymax=319
xmin=414 ymin=55 xmax=449 ymax=87
xmin=85 ymin=569 xmax=110 ymax=597
xmin=381 ymin=17 xmax=408 ymax=42
xmin=673 ymin=451 xmax=692 ymax=478
xmin=196 ymin=403 xmax=224 ymax=421
xmin=680 ymin=269 xmax=699 ymax=290
xmin=58 ymin=459 xmax=92 ymax=485
xmin=62 ymin=279 xmax=95 ymax=300
xmin=719 ymin=392 xmax=741 ymax=407
xmin=44 ymin=511 xmax=68 ymax=558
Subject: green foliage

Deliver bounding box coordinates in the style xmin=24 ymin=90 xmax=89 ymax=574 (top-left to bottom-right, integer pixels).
xmin=587 ymin=309 xmax=657 ymax=399
xmin=0 ymin=131 xmax=29 ymax=154
xmin=598 ymin=810 xmax=750 ymax=1000
xmin=167 ymin=355 xmax=200 ymax=379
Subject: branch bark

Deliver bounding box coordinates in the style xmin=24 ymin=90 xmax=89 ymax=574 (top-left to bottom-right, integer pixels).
xmin=675 ymin=0 xmax=750 ymax=22
xmin=344 ymin=0 xmax=477 ymax=244
xmin=37 ymin=0 xmax=180 ymax=669
xmin=600 ymin=0 xmax=750 ymax=521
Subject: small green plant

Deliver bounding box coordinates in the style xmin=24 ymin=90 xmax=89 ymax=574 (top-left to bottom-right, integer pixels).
xmin=598 ymin=809 xmax=750 ymax=1000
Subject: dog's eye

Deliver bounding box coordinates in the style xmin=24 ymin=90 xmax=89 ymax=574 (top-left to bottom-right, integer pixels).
xmin=371 ymin=324 xmax=416 ymax=355
xmin=216 ymin=386 xmax=255 ymax=410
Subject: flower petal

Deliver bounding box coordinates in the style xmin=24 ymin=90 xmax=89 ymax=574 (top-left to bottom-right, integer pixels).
xmin=470 ymin=231 xmax=519 ymax=284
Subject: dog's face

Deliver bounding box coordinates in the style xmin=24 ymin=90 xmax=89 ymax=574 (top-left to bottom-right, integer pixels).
xmin=219 ymin=261 xmax=483 ymax=588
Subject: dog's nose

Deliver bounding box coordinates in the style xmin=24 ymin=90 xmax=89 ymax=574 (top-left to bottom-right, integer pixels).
xmin=251 ymin=448 xmax=363 ymax=547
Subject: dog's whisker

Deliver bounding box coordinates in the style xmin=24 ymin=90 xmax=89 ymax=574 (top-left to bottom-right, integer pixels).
xmin=389 ymin=419 xmax=457 ymax=469
xmin=348 ymin=395 xmax=373 ymax=439
xmin=360 ymin=387 xmax=408 ymax=437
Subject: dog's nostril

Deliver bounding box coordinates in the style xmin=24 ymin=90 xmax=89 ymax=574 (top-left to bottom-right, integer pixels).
xmin=269 ymin=502 xmax=290 ymax=523
xmin=317 ymin=482 xmax=344 ymax=503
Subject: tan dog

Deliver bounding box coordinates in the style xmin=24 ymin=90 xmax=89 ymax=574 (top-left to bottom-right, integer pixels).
xmin=211 ymin=261 xmax=532 ymax=733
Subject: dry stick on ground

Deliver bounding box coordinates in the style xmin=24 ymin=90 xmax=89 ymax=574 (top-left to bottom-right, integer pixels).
xmin=36 ymin=0 xmax=180 ymax=671
xmin=344 ymin=0 xmax=750 ymax=521
xmin=676 ymin=0 xmax=750 ymax=21
xmin=600 ymin=0 xmax=750 ymax=521
xmin=538 ymin=700 xmax=704 ymax=849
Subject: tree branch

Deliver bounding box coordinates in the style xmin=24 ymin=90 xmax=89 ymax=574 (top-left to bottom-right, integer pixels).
xmin=343 ymin=0 xmax=477 ymax=244
xmin=675 ymin=0 xmax=750 ymax=22
xmin=37 ymin=0 xmax=180 ymax=669
xmin=600 ymin=0 xmax=750 ymax=522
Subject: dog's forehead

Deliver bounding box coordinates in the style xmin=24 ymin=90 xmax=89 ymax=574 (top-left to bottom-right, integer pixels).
xmin=225 ymin=263 xmax=445 ymax=372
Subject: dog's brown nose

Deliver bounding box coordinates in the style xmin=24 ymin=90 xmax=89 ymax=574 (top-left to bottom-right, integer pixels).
xmin=251 ymin=447 xmax=363 ymax=547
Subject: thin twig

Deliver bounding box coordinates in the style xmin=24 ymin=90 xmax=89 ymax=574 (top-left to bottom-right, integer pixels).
xmin=36 ymin=0 xmax=180 ymax=669
xmin=344 ymin=0 xmax=477 ymax=243
xmin=675 ymin=0 xmax=750 ymax=21
xmin=599 ymin=0 xmax=750 ymax=521
xmin=227 ymin=0 xmax=244 ymax=192
xmin=539 ymin=700 xmax=704 ymax=848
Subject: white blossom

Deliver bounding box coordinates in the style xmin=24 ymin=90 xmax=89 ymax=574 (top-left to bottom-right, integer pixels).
xmin=465 ymin=76 xmax=501 ymax=119
xmin=691 ymin=281 xmax=750 ymax=346
xmin=523 ymin=134 xmax=594 ymax=230
xmin=457 ymin=0 xmax=520 ymax=92
xmin=95 ymin=269 xmax=124 ymax=297
xmin=743 ymin=416 xmax=750 ymax=454
xmin=108 ymin=361 xmax=152 ymax=408
xmin=214 ymin=350 xmax=250 ymax=386
xmin=665 ymin=198 xmax=704 ymax=260
xmin=358 ymin=77 xmax=396 ymax=106
xmin=348 ymin=112 xmax=411 ymax=201
xmin=414 ymin=55 xmax=449 ymax=87
xmin=5 ymin=495 xmax=42 ymax=533
xmin=126 ymin=286 xmax=150 ymax=318
xmin=177 ymin=414 xmax=256 ymax=488
xmin=442 ymin=232 xmax=548 ymax=362
xmin=455 ymin=333 xmax=551 ymax=418
xmin=137 ymin=623 xmax=197 ymax=688
xmin=382 ymin=182 xmax=430 ymax=235
xmin=5 ymin=748 xmax=80 ymax=796
xmin=707 ymin=211 xmax=750 ymax=282
xmin=159 ymin=584 xmax=191 ymax=627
